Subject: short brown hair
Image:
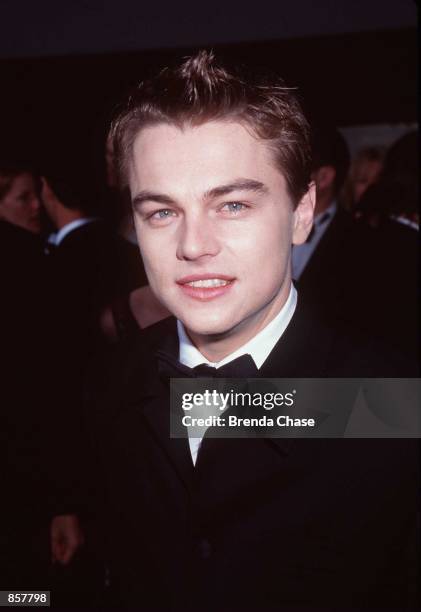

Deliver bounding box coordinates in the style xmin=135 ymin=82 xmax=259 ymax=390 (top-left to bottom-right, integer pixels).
xmin=0 ymin=163 xmax=39 ymax=201
xmin=110 ymin=50 xmax=311 ymax=206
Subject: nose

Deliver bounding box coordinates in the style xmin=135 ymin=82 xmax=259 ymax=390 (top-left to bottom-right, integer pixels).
xmin=176 ymin=212 xmax=220 ymax=261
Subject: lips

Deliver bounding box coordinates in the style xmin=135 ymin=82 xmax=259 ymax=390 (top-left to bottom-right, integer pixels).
xmin=176 ymin=274 xmax=235 ymax=301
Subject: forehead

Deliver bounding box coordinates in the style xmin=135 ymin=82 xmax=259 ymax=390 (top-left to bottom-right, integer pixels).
xmin=129 ymin=121 xmax=284 ymax=194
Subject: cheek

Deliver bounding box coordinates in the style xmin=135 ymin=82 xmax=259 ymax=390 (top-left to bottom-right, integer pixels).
xmin=253 ymin=217 xmax=291 ymax=257
xmin=139 ymin=238 xmax=173 ymax=289
xmin=0 ymin=197 xmax=14 ymax=213
xmin=2 ymin=201 xmax=19 ymax=220
xmin=11 ymin=197 xmax=24 ymax=211
xmin=252 ymin=225 xmax=291 ymax=282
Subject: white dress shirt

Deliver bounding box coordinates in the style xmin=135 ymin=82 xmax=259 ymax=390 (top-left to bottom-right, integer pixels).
xmin=177 ymin=284 xmax=297 ymax=463
xmin=292 ymin=201 xmax=337 ymax=281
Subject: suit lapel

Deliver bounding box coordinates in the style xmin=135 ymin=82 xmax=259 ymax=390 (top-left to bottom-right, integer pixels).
xmin=141 ymin=389 xmax=195 ymax=491
xmin=121 ymin=320 xmax=195 ymax=491
xmin=257 ymin=300 xmax=334 ymax=456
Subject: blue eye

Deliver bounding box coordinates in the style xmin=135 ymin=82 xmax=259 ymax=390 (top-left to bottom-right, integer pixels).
xmin=151 ymin=209 xmax=175 ymax=220
xmin=223 ymin=202 xmax=247 ymax=213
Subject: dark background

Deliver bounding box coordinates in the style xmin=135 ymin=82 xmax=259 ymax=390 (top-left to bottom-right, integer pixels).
xmin=0 ymin=0 xmax=417 ymax=187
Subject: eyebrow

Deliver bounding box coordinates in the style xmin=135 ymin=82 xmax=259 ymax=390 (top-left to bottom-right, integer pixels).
xmin=132 ymin=178 xmax=268 ymax=210
xmin=132 ymin=192 xmax=175 ymax=209
xmin=203 ymin=179 xmax=268 ymax=200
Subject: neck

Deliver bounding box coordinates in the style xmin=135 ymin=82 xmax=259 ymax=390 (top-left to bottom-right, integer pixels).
xmin=186 ymin=282 xmax=291 ymax=363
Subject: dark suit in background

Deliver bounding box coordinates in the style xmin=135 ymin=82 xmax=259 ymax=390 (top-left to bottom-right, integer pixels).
xmin=295 ymin=208 xmax=368 ymax=317
xmin=296 ymin=209 xmax=419 ymax=358
xmin=87 ymin=304 xmax=419 ymax=610
xmin=47 ymin=218 xmax=146 ymax=392
xmin=0 ymin=220 xmax=64 ymax=589
xmin=49 ymin=219 xmax=145 ymax=330
xmin=298 ymin=125 xmax=419 ymax=360
xmin=368 ymin=219 xmax=419 ymax=357
xmin=44 ymin=218 xmax=147 ymax=605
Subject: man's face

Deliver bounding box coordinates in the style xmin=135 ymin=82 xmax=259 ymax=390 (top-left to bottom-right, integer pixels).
xmin=0 ymin=173 xmax=41 ymax=234
xmin=353 ymin=159 xmax=383 ymax=203
xmin=130 ymin=121 xmax=314 ymax=352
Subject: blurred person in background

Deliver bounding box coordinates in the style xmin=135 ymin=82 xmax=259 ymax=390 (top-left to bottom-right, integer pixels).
xmin=0 ymin=164 xmax=42 ymax=235
xmin=39 ymin=165 xmax=148 ymax=605
xmin=341 ymin=145 xmax=384 ymax=213
xmin=353 ymin=130 xmax=419 ymax=357
xmin=0 ymin=160 xmax=83 ymax=592
xmin=355 ymin=130 xmax=418 ymax=230
xmin=41 ymin=165 xmax=147 ymax=348
xmin=385 ymin=130 xmax=419 ymax=229
xmin=291 ymin=124 xmax=371 ymax=329
xmin=292 ymin=124 xmax=352 ymax=283
xmin=292 ymin=125 xmax=418 ymax=357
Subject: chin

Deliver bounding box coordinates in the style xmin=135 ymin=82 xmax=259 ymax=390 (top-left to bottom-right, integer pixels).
xmin=180 ymin=312 xmax=238 ymax=338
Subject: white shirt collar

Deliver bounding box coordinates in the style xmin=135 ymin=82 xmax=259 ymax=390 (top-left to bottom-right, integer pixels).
xmin=390 ymin=215 xmax=419 ymax=231
xmin=177 ymin=284 xmax=297 ymax=370
xmin=48 ymin=217 xmax=98 ymax=246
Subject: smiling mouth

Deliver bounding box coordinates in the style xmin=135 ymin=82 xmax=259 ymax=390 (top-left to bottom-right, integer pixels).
xmin=185 ymin=279 xmax=230 ymax=288
xmin=176 ymin=275 xmax=235 ymax=300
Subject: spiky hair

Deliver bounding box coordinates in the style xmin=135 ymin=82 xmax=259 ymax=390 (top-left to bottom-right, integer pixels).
xmin=110 ymin=50 xmax=311 ymax=205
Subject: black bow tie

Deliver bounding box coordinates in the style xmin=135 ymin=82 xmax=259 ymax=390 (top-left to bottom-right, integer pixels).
xmin=157 ymin=350 xmax=259 ymax=381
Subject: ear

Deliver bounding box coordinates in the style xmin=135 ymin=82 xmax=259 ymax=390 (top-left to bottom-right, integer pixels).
xmin=292 ymin=181 xmax=316 ymax=245
xmin=312 ymin=165 xmax=336 ymax=192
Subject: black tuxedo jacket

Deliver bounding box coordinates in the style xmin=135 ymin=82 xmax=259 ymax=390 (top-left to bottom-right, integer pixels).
xmin=50 ymin=219 xmax=146 ymax=316
xmin=87 ymin=305 xmax=419 ymax=610
xmin=296 ymin=209 xmax=419 ymax=357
